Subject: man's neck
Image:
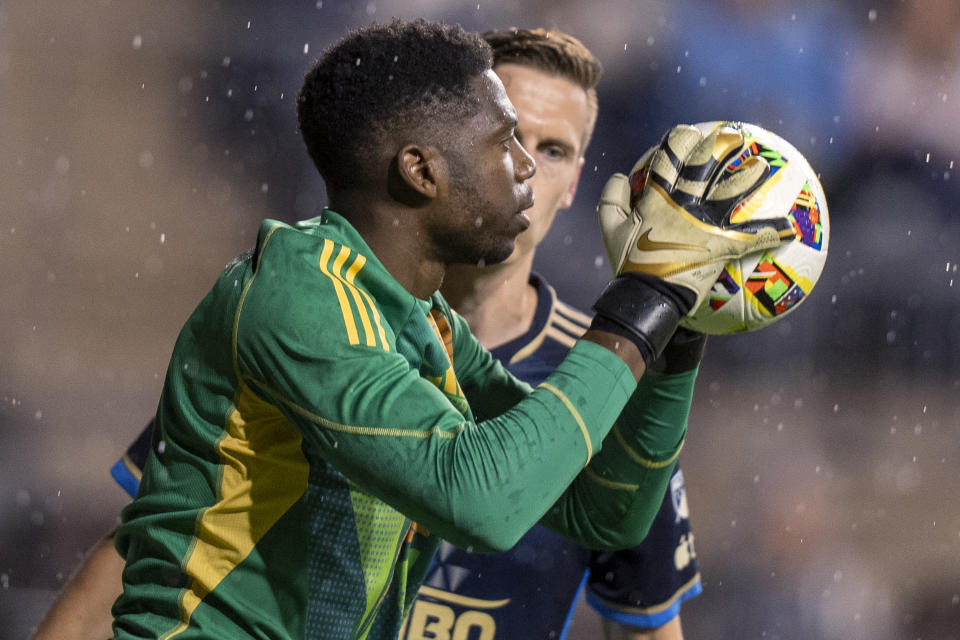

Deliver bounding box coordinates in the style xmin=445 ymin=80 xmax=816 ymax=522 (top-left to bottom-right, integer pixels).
xmin=442 ymin=254 xmax=539 ymax=350
xmin=330 ymin=195 xmax=446 ymax=300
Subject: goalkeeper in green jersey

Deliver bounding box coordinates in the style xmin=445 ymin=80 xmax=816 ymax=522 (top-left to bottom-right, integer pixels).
xmin=107 ymin=19 xmax=790 ymax=640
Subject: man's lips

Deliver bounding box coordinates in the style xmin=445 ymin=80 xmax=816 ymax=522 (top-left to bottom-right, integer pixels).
xmin=518 ymin=188 xmax=535 ymax=212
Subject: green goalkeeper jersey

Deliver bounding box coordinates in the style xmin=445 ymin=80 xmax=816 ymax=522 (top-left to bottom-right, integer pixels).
xmin=112 ymin=210 xmax=693 ymax=640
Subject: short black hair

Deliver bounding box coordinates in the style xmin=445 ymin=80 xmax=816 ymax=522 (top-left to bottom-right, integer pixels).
xmin=298 ymin=19 xmax=493 ymax=191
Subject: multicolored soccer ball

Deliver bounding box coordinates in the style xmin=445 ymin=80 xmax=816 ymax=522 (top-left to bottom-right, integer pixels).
xmin=630 ymin=121 xmax=830 ymax=334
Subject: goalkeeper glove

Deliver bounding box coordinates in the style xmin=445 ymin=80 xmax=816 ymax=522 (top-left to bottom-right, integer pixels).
xmin=591 ymin=123 xmax=795 ymax=365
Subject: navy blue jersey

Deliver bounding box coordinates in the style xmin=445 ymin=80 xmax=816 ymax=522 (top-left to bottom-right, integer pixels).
xmin=112 ymin=273 xmax=701 ymax=638
xmin=402 ymin=274 xmax=701 ymax=638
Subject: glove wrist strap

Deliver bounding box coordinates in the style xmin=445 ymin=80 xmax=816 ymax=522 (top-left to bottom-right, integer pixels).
xmin=590 ymin=273 xmax=693 ymax=367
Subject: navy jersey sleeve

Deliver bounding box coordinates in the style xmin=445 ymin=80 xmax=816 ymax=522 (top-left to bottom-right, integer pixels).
xmin=110 ymin=421 xmax=154 ymax=498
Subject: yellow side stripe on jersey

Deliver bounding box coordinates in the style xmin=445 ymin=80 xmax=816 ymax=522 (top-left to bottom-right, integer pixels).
xmin=538 ymin=382 xmax=592 ymax=463
xmin=163 ymin=384 xmax=310 ymax=639
xmin=612 ymin=422 xmax=684 ymax=469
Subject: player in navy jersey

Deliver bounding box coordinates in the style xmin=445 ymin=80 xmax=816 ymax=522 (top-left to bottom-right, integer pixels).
xmin=404 ymin=28 xmax=703 ymax=640
xmin=33 ymin=27 xmax=702 ymax=640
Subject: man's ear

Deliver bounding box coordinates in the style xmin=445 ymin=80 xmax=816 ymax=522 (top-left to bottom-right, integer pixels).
xmin=390 ymin=143 xmax=444 ymax=204
xmin=560 ymin=157 xmax=586 ymax=209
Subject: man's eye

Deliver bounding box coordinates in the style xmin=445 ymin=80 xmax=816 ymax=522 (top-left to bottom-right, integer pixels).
xmin=542 ymin=146 xmax=567 ymax=160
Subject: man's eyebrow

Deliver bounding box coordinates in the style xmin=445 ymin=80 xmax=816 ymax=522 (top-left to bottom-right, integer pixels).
xmin=494 ymin=114 xmax=518 ymax=136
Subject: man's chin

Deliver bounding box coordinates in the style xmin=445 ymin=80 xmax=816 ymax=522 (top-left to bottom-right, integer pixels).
xmin=450 ymin=242 xmax=515 ymax=269
xmin=477 ymin=243 xmax=515 ymax=268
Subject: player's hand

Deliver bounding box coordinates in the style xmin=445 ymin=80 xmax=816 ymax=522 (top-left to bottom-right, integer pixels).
xmin=598 ymin=123 xmax=796 ymax=311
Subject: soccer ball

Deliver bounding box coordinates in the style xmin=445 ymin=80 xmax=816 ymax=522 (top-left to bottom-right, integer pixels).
xmin=629 ymin=121 xmax=830 ymax=334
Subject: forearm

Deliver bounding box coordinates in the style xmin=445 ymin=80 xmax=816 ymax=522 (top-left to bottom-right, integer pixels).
xmin=32 ymin=532 xmax=124 ymax=640
xmin=541 ymin=366 xmax=697 ymax=549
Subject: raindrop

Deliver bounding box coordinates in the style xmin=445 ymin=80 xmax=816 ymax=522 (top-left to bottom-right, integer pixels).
xmin=303 ymin=43 xmax=310 ymax=54
xmin=474 ymin=216 xmax=483 ymax=227
xmin=132 ymin=34 xmax=143 ymax=50
xmin=138 ymin=151 xmax=154 ymax=169
xmin=157 ymin=440 xmax=166 ymax=454
xmin=222 ymin=56 xmax=231 ymax=67
xmin=867 ymin=8 xmax=878 ymax=22
xmin=244 ymin=108 xmax=254 ymax=121
xmin=246 ymin=21 xmax=251 ymax=29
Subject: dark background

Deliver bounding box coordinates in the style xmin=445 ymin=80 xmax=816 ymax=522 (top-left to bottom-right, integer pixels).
xmin=2 ymin=1 xmax=959 ymax=638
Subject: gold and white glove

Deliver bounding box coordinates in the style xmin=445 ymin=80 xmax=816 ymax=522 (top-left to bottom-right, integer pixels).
xmin=589 ymin=123 xmax=795 ymax=365
xmin=598 ymin=123 xmax=795 ymax=312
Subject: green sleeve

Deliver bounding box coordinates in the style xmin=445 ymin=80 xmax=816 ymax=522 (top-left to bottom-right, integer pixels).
xmin=445 ymin=306 xmax=531 ymax=422
xmin=239 ymin=313 xmax=635 ymax=552
xmin=234 ymin=234 xmax=641 ymax=552
xmin=540 ymin=367 xmax=698 ymax=549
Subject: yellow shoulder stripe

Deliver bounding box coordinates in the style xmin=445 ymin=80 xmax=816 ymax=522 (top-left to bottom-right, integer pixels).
xmin=318 ymin=239 xmax=389 ymax=351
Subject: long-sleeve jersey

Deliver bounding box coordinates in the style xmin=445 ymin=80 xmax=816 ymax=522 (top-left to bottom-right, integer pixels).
xmin=111 ymin=210 xmax=692 ymax=640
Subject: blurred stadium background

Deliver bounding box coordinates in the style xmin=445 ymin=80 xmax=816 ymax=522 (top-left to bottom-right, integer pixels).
xmin=2 ymin=1 xmax=959 ymax=638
